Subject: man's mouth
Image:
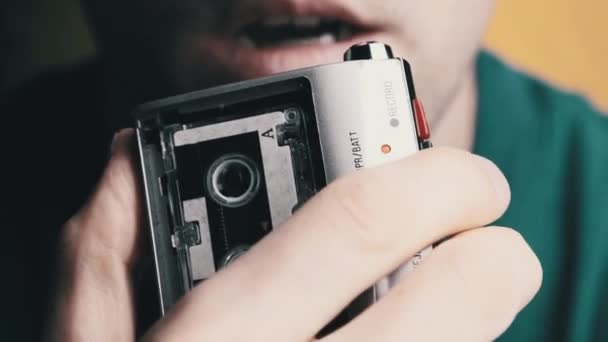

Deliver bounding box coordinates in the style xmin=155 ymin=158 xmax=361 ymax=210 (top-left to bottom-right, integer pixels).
xmin=196 ymin=3 xmax=387 ymax=80
xmin=236 ymin=16 xmax=364 ymax=48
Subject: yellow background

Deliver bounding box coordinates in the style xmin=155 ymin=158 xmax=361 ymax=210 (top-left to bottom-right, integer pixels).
xmin=484 ymin=0 xmax=608 ymax=111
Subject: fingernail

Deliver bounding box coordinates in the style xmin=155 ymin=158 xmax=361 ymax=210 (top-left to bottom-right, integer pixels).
xmin=110 ymin=129 xmax=131 ymax=155
xmin=472 ymin=155 xmax=511 ymax=209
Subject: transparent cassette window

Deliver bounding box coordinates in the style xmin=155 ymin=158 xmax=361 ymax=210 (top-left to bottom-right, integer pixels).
xmin=150 ymin=81 xmax=325 ymax=293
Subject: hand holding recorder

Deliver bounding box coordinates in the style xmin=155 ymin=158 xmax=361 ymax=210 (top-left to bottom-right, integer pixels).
xmin=48 ymin=43 xmax=542 ymax=341
xmin=50 ymin=130 xmax=541 ymax=342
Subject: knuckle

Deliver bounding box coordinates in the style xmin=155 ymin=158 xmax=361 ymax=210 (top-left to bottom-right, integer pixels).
xmin=483 ymin=227 xmax=543 ymax=283
xmin=489 ymin=227 xmax=544 ymax=296
xmin=446 ymin=227 xmax=542 ymax=337
xmin=423 ymin=147 xmax=510 ymax=218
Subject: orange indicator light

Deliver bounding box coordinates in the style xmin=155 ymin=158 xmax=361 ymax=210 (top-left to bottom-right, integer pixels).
xmin=381 ymin=144 xmax=392 ymax=154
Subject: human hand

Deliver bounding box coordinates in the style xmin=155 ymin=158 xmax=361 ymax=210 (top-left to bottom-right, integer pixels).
xmin=49 ymin=128 xmax=542 ymax=342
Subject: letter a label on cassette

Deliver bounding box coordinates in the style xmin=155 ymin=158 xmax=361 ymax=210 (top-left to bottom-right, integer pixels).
xmin=262 ymin=128 xmax=275 ymax=139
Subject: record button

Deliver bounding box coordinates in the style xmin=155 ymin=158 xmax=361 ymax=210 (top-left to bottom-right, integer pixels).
xmin=413 ymin=98 xmax=430 ymax=141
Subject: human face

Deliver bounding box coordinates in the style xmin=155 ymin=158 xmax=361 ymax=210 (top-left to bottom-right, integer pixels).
xmin=84 ymin=0 xmax=495 ymax=120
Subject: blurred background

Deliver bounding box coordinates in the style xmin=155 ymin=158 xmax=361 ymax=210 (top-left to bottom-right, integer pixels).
xmin=1 ymin=0 xmax=607 ymax=111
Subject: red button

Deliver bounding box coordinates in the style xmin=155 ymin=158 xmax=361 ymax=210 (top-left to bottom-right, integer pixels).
xmin=413 ymin=98 xmax=430 ymax=140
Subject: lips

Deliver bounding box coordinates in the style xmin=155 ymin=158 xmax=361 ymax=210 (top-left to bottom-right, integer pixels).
xmin=198 ymin=1 xmax=384 ymax=80
xmin=237 ymin=15 xmax=363 ymax=48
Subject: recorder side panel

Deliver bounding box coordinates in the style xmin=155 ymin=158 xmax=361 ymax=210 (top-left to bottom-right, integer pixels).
xmin=307 ymin=59 xmax=420 ymax=181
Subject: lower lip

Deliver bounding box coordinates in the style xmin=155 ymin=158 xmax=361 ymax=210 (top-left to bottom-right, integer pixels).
xmin=204 ymin=32 xmax=386 ymax=79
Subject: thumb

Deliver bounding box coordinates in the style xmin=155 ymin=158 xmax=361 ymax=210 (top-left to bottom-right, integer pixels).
xmin=67 ymin=128 xmax=143 ymax=266
xmin=48 ymin=128 xmax=143 ymax=342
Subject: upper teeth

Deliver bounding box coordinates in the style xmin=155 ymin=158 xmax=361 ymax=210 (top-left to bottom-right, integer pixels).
xmin=238 ymin=16 xmax=355 ymax=48
xmin=238 ymin=32 xmax=336 ymax=48
xmin=260 ymin=16 xmax=323 ymax=29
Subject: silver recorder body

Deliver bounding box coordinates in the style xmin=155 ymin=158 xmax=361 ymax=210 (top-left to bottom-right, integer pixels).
xmin=134 ymin=42 xmax=432 ymax=331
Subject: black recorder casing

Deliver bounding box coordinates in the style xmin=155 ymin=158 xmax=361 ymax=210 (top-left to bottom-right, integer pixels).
xmin=133 ymin=42 xmax=433 ymax=332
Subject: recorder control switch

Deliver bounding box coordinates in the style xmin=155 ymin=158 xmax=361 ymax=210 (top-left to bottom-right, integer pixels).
xmin=412 ymin=98 xmax=433 ymax=149
xmin=344 ymin=42 xmax=394 ymax=61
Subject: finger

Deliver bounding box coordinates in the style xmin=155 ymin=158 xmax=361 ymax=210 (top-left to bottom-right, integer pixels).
xmin=48 ymin=128 xmax=142 ymax=342
xmin=145 ymin=147 xmax=510 ymax=342
xmin=321 ymin=227 xmax=543 ymax=342
xmin=64 ymin=128 xmax=143 ymax=267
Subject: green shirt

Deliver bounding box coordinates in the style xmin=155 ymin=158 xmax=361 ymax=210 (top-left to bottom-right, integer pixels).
xmin=474 ymin=52 xmax=608 ymax=341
